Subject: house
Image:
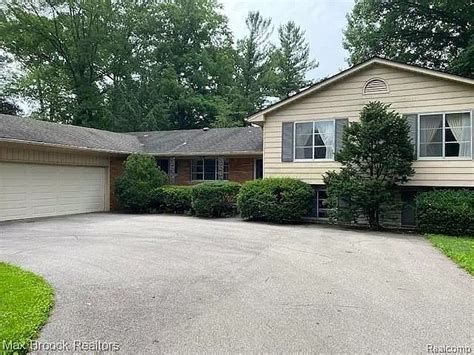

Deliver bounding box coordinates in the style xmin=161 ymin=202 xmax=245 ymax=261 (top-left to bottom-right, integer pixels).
xmin=248 ymin=57 xmax=474 ymax=227
xmin=0 ymin=115 xmax=262 ymax=221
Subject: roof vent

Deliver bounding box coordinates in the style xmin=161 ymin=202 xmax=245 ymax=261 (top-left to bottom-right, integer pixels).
xmin=363 ymin=78 xmax=389 ymax=94
xmin=202 ymin=127 xmax=209 ymax=131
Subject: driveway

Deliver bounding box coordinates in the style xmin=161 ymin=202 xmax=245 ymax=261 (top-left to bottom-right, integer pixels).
xmin=0 ymin=214 xmax=472 ymax=353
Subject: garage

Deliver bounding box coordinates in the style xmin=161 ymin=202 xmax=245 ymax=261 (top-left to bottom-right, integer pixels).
xmin=0 ymin=162 xmax=107 ymax=221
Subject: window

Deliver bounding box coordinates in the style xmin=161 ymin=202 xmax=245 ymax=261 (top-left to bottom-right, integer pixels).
xmin=419 ymin=112 xmax=472 ymax=158
xmin=316 ymin=190 xmax=330 ymax=219
xmin=156 ymin=158 xmax=178 ymax=174
xmin=295 ymin=120 xmax=335 ymax=160
xmin=254 ymin=159 xmax=263 ymax=179
xmin=191 ymin=158 xmax=228 ymax=181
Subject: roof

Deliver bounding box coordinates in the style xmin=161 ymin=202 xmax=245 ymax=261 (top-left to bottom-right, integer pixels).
xmin=129 ymin=127 xmax=262 ymax=156
xmin=0 ymin=114 xmax=262 ymax=156
xmin=247 ymin=57 xmax=474 ymax=122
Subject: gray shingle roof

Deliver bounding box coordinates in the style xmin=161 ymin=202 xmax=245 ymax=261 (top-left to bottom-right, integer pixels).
xmin=0 ymin=114 xmax=263 ymax=156
xmin=0 ymin=114 xmax=142 ymax=153
xmin=129 ymin=127 xmax=262 ymax=156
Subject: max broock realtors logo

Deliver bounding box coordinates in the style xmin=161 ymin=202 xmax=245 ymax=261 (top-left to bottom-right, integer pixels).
xmin=3 ymin=339 xmax=121 ymax=352
xmin=427 ymin=344 xmax=472 ymax=353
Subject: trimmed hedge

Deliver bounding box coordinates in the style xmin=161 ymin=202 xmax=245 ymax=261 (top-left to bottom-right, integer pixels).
xmin=115 ymin=154 xmax=168 ymax=212
xmin=153 ymin=185 xmax=193 ymax=214
xmin=191 ymin=182 xmax=241 ymax=217
xmin=237 ymin=178 xmax=314 ymax=223
xmin=416 ymin=190 xmax=474 ymax=236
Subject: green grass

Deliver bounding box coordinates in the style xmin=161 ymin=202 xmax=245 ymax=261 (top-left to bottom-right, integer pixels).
xmin=0 ymin=263 xmax=54 ymax=354
xmin=428 ymin=235 xmax=474 ymax=275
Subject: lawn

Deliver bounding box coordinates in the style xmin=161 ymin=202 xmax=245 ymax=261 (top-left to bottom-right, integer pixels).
xmin=428 ymin=235 xmax=474 ymax=275
xmin=0 ymin=262 xmax=54 ymax=354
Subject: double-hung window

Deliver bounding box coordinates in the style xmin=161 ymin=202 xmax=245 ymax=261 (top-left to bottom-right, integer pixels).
xmin=295 ymin=120 xmax=335 ymax=160
xmin=191 ymin=158 xmax=229 ymax=181
xmin=419 ymin=112 xmax=472 ymax=159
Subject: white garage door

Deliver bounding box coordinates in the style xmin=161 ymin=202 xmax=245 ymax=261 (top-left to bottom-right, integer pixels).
xmin=0 ymin=162 xmax=107 ymax=221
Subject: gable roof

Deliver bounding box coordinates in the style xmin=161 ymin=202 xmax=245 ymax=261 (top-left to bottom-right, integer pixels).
xmin=247 ymin=57 xmax=474 ymax=122
xmin=0 ymin=114 xmax=262 ymax=156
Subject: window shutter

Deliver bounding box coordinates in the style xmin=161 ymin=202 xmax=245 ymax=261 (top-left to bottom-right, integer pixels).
xmin=335 ymin=118 xmax=349 ymax=154
xmin=405 ymin=114 xmax=417 ymax=159
xmin=281 ymin=122 xmax=294 ymax=162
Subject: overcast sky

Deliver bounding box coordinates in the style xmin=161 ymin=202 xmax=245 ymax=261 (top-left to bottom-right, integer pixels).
xmin=220 ymin=0 xmax=355 ymax=81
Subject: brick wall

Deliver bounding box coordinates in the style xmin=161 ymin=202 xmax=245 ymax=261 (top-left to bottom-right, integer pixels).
xmin=175 ymin=157 xmax=257 ymax=185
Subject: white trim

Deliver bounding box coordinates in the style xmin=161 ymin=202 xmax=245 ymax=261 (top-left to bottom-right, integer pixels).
xmin=417 ymin=111 xmax=472 ymax=160
xmin=247 ymin=57 xmax=474 ymax=122
xmin=293 ymin=119 xmax=336 ymax=162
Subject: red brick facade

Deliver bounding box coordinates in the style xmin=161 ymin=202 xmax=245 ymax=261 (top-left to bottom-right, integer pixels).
xmin=109 ymin=155 xmax=260 ymax=210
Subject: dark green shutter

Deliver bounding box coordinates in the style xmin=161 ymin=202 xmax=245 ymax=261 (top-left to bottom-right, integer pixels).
xmin=281 ymin=122 xmax=294 ymax=162
xmin=335 ymin=118 xmax=349 ymax=154
xmin=405 ymin=114 xmax=417 ymax=159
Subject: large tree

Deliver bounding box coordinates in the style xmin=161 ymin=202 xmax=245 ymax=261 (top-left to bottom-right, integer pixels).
xmin=323 ymin=102 xmax=415 ymax=229
xmin=233 ymin=11 xmax=274 ymax=119
xmin=270 ymin=21 xmax=318 ymax=98
xmin=344 ymin=0 xmax=473 ymax=77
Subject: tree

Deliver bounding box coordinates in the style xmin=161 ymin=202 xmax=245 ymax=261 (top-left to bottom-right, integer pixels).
xmin=270 ymin=21 xmax=318 ymax=98
xmin=0 ymin=97 xmax=21 ymax=115
xmin=323 ymin=102 xmax=415 ymax=228
xmin=344 ymin=0 xmax=473 ymax=77
xmin=234 ymin=11 xmax=273 ymax=118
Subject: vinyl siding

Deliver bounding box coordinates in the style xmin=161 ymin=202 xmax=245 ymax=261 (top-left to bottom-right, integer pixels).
xmin=0 ymin=142 xmax=110 ymax=167
xmin=263 ymin=64 xmax=474 ymax=187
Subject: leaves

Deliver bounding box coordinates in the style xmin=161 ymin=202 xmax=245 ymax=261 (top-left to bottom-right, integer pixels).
xmin=344 ymin=0 xmax=473 ymax=77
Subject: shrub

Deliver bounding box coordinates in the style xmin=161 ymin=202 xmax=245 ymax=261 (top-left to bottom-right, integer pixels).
xmin=153 ymin=185 xmax=193 ymax=214
xmin=416 ymin=190 xmax=474 ymax=236
xmin=191 ymin=182 xmax=241 ymax=217
xmin=237 ymin=178 xmax=314 ymax=223
xmin=115 ymin=154 xmax=168 ymax=212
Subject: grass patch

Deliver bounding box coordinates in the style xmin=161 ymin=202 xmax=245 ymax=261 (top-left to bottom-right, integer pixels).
xmin=0 ymin=262 xmax=54 ymax=354
xmin=427 ymin=235 xmax=474 ymax=275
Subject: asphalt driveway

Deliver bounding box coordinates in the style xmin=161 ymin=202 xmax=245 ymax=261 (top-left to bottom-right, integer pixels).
xmin=0 ymin=213 xmax=472 ymax=353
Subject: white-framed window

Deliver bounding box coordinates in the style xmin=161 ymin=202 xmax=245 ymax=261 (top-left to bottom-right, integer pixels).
xmin=294 ymin=120 xmax=335 ymax=160
xmin=191 ymin=158 xmax=229 ymax=181
xmin=418 ymin=111 xmax=472 ymax=159
xmin=316 ymin=190 xmax=330 ymax=219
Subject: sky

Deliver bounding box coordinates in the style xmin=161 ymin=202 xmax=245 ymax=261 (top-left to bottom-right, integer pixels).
xmin=220 ymin=0 xmax=355 ymax=81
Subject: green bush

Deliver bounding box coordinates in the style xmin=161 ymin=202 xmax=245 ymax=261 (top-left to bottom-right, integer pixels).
xmin=115 ymin=154 xmax=168 ymax=212
xmin=153 ymin=185 xmax=193 ymax=214
xmin=416 ymin=190 xmax=474 ymax=236
xmin=191 ymin=182 xmax=241 ymax=217
xmin=237 ymin=178 xmax=314 ymax=223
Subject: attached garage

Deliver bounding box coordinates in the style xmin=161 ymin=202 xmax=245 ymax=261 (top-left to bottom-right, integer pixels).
xmin=0 ymin=162 xmax=108 ymax=221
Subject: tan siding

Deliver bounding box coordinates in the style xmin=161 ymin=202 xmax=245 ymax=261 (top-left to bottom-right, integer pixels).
xmin=263 ymin=64 xmax=474 ymax=187
xmin=0 ymin=142 xmax=110 ymax=167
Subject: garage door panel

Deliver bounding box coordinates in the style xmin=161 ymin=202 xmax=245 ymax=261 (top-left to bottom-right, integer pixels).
xmin=0 ymin=162 xmax=107 ymax=221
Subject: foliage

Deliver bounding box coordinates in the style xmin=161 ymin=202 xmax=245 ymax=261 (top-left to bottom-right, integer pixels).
xmin=416 ymin=190 xmax=474 ymax=236
xmin=153 ymin=185 xmax=193 ymax=214
xmin=323 ymin=102 xmax=414 ymax=228
xmin=0 ymin=262 xmax=54 ymax=354
xmin=270 ymin=21 xmax=318 ymax=98
xmin=114 ymin=154 xmax=168 ymax=212
xmin=344 ymin=0 xmax=473 ymax=77
xmin=191 ymin=181 xmax=241 ymax=217
xmin=233 ymin=11 xmax=274 ymax=119
xmin=0 ymin=97 xmax=21 ymax=115
xmin=237 ymin=178 xmax=314 ymax=223
xmin=0 ymin=1 xmax=318 ymax=130
xmin=428 ymin=235 xmax=474 ymax=275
